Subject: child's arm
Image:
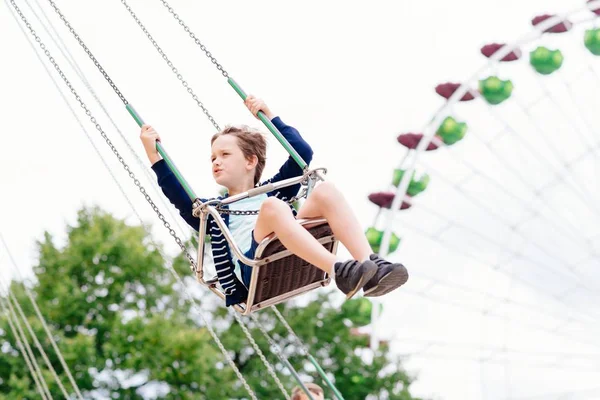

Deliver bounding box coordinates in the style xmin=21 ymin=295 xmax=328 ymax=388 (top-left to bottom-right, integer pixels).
xmin=141 ymin=125 xmax=205 ymax=231
xmin=268 ymin=116 xmax=313 ymax=178
xmin=245 ymin=96 xmax=314 ymax=199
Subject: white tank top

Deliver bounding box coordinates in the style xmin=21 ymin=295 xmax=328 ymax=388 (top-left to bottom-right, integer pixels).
xmin=225 ymin=193 xmax=268 ymax=279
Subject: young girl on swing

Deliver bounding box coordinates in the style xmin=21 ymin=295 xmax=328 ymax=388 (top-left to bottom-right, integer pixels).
xmin=140 ymin=96 xmax=408 ymax=305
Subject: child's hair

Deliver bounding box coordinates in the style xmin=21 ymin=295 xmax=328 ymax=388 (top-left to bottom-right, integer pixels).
xmin=291 ymin=383 xmax=324 ymax=400
xmin=211 ymin=125 xmax=267 ymax=185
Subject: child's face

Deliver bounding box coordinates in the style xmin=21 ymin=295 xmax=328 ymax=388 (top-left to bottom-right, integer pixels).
xmin=211 ymin=135 xmax=255 ymax=189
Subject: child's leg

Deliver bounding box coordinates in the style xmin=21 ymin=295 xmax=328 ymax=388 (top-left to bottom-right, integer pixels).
xmin=254 ymin=196 xmax=378 ymax=299
xmin=296 ymin=181 xmax=373 ymax=261
xmin=297 ymin=181 xmax=409 ymax=297
xmin=253 ymin=197 xmax=338 ymax=274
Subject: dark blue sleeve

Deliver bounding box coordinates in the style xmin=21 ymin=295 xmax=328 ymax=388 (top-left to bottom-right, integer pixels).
xmin=152 ymin=159 xmax=207 ymax=232
xmin=261 ymin=116 xmax=313 ymax=200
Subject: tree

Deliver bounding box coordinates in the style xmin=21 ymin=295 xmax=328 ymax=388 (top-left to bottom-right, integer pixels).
xmin=222 ymin=295 xmax=421 ymax=400
xmin=0 ymin=206 xmax=422 ymax=399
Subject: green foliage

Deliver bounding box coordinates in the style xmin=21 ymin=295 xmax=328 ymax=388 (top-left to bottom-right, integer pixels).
xmin=0 ymin=206 xmax=422 ymax=399
xmin=270 ymin=295 xmax=420 ymax=400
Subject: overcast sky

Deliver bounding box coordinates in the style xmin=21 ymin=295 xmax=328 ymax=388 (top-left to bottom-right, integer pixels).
xmin=2 ymin=1 xmax=600 ymax=399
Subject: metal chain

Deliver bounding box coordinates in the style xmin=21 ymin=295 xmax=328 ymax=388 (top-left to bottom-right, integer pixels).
xmin=9 ymin=0 xmax=197 ymax=273
xmin=9 ymin=6 xmax=260 ymax=398
xmin=119 ymin=0 xmax=221 ymax=131
xmin=215 ymin=208 xmax=260 ymax=216
xmin=13 ymin=4 xmax=332 ymax=399
xmin=3 ymin=230 xmax=85 ymax=398
xmin=36 ymin=0 xmax=189 ymax=239
xmin=0 ymin=298 xmax=49 ymax=400
xmin=215 ymin=190 xmax=306 ymax=216
xmin=250 ymin=314 xmax=317 ymax=400
xmin=271 ymin=303 xmax=345 ymax=400
xmin=271 ymin=306 xmax=310 ymax=355
xmin=231 ymin=312 xmax=291 ymax=400
xmin=19 ymin=5 xmax=326 ymax=398
xmin=45 ymin=0 xmax=128 ymax=105
xmin=161 ymin=264 xmax=258 ymax=400
xmin=8 ymin=290 xmax=72 ymax=399
xmin=2 ymin=294 xmax=53 ymax=399
xmin=157 ymin=0 xmax=229 ymax=78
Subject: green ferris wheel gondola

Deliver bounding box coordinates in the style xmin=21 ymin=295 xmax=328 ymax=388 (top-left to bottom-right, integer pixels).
xmin=584 ymin=28 xmax=600 ymax=55
xmin=530 ymin=46 xmax=564 ymax=75
xmin=479 ymin=76 xmax=513 ymax=105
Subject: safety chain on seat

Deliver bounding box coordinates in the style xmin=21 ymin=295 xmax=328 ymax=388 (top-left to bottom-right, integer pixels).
xmin=215 ymin=190 xmax=306 ymax=216
xmin=212 ymin=168 xmax=327 ymax=216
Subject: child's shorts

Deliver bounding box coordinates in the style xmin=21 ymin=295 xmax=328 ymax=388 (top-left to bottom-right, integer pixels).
xmin=239 ymin=230 xmax=260 ymax=288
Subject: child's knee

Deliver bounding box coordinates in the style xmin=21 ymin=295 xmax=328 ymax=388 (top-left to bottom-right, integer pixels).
xmin=259 ymin=197 xmax=288 ymax=219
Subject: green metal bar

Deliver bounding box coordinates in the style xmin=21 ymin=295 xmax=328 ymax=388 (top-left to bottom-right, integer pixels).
xmin=282 ymin=359 xmax=315 ymax=400
xmin=308 ymin=355 xmax=345 ymax=400
xmin=126 ymin=104 xmax=197 ymax=201
xmin=227 ymin=77 xmax=307 ymax=170
xmin=126 ymin=102 xmax=145 ymax=126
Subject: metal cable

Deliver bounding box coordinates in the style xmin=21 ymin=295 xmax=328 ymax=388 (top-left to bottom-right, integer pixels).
xmin=6 ymin=2 xmax=257 ymax=397
xmin=118 ymin=0 xmax=221 ymax=131
xmin=0 ymin=297 xmax=49 ymax=399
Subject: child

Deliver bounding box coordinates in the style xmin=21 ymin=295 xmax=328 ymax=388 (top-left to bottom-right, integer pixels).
xmin=140 ymin=96 xmax=408 ymax=306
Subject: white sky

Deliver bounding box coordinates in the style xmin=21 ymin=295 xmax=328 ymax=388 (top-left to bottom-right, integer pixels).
xmin=2 ymin=1 xmax=600 ymax=399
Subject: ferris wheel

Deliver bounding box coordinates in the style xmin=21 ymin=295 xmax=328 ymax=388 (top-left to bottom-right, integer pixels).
xmin=367 ymin=1 xmax=600 ymax=399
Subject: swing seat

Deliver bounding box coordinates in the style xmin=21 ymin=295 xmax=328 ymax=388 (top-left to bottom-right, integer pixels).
xmin=194 ymin=170 xmax=336 ymax=314
xmin=240 ymin=218 xmax=337 ymax=314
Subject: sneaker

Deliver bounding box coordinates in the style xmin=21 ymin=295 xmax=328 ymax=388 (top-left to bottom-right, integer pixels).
xmin=363 ymin=254 xmax=409 ymax=297
xmin=334 ymin=259 xmax=378 ymax=299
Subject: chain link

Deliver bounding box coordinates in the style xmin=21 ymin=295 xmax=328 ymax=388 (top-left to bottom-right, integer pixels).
xmin=46 ymin=0 xmax=128 ymax=105
xmin=40 ymin=0 xmax=190 ymax=239
xmin=158 ymin=0 xmax=229 ymax=78
xmin=249 ymin=313 xmax=319 ymax=400
xmin=0 ymin=298 xmax=49 ymax=400
xmin=161 ymin=266 xmax=257 ymax=400
xmin=215 ymin=191 xmax=305 ymax=216
xmin=16 ymin=5 xmax=334 ymax=398
xmin=12 ymin=0 xmax=197 ymax=272
xmin=216 ymin=208 xmax=260 ymax=216
xmin=120 ymin=0 xmax=221 ymax=131
xmin=232 ymin=312 xmax=291 ymax=400
xmin=270 ymin=308 xmax=344 ymax=400
xmin=271 ymin=306 xmax=310 ymax=355
xmin=12 ymin=4 xmax=268 ymax=398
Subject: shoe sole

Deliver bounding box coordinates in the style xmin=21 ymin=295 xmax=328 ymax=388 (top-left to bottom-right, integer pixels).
xmin=364 ymin=265 xmax=409 ymax=297
xmin=345 ymin=262 xmax=378 ymax=300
